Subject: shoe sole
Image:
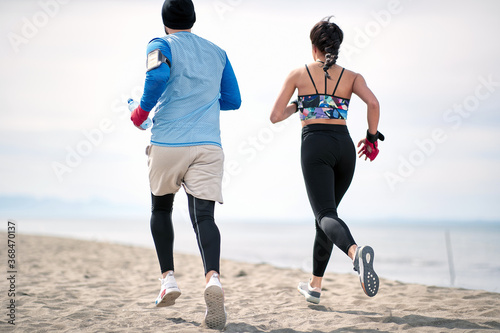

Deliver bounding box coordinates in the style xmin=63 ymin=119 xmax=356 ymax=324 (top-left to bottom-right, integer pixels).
xmin=156 ymin=289 xmax=181 ymax=307
xmin=204 ymin=285 xmax=226 ymax=330
xmin=358 ymin=246 xmax=379 ymax=297
xmin=297 ymin=284 xmax=320 ymax=304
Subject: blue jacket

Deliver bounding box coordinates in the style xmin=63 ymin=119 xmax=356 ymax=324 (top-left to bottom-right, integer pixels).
xmin=140 ymin=32 xmax=241 ymax=147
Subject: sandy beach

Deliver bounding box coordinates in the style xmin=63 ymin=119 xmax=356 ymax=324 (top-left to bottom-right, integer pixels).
xmin=1 ymin=233 xmax=500 ymax=332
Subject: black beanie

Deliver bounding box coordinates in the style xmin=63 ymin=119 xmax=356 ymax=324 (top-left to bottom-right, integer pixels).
xmin=162 ymin=0 xmax=196 ymax=29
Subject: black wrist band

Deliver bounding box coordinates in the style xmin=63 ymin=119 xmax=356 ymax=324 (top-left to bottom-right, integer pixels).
xmin=291 ymin=100 xmax=299 ymax=113
xmin=366 ymin=130 xmax=385 ymax=143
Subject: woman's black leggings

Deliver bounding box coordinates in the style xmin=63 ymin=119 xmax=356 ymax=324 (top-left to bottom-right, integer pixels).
xmin=150 ymin=193 xmax=221 ymax=276
xmin=301 ymin=124 xmax=357 ymax=277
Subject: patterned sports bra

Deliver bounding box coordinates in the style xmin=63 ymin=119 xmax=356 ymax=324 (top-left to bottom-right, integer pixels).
xmin=298 ymin=65 xmax=350 ymax=121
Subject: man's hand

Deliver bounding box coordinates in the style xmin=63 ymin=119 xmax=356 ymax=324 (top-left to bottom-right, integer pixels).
xmin=131 ymin=105 xmax=149 ymax=130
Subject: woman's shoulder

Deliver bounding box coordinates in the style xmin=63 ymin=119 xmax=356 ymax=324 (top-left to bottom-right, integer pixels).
xmin=287 ymin=65 xmax=310 ymax=80
xmin=289 ymin=63 xmax=321 ymax=83
xmin=336 ymin=66 xmax=364 ymax=86
xmin=338 ymin=66 xmax=358 ymax=77
xmin=293 ymin=62 xmax=316 ymax=72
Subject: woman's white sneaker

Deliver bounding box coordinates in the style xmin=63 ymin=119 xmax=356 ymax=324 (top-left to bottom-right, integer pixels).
xmin=297 ymin=281 xmax=321 ymax=304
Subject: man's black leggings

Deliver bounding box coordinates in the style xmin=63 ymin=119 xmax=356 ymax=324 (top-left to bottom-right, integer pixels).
xmin=150 ymin=193 xmax=221 ymax=276
xmin=301 ymin=124 xmax=357 ymax=277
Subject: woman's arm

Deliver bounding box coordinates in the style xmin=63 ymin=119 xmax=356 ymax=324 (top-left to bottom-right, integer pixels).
xmin=352 ymin=74 xmax=380 ymax=135
xmin=270 ymin=69 xmax=300 ymax=124
xmin=353 ymin=73 xmax=384 ymax=161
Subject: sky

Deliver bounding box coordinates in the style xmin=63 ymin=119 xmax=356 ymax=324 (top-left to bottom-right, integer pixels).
xmin=0 ymin=0 xmax=499 ymax=224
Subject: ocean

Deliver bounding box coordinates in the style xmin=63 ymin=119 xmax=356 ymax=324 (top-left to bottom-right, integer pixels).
xmin=12 ymin=218 xmax=500 ymax=293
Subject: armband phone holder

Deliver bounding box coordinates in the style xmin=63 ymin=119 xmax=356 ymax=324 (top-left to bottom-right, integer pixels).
xmin=147 ymin=49 xmax=171 ymax=72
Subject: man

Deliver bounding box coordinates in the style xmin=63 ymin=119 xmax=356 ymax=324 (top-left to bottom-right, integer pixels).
xmin=130 ymin=0 xmax=241 ymax=329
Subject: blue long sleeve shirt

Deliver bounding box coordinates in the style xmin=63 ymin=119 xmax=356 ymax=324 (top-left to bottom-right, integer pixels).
xmin=140 ymin=32 xmax=241 ymax=147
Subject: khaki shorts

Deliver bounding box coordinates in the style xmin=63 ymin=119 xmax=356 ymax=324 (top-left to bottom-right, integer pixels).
xmin=147 ymin=145 xmax=224 ymax=203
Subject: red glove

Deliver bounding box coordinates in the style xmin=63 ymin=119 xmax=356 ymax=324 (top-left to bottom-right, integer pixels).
xmin=358 ymin=130 xmax=385 ymax=161
xmin=130 ymin=105 xmax=149 ymax=129
xmin=358 ymin=139 xmax=379 ymax=161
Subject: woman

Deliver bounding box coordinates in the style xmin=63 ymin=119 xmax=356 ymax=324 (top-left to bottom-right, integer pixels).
xmin=270 ymin=16 xmax=383 ymax=303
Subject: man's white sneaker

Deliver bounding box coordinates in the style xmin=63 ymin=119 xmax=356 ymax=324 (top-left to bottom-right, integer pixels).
xmin=155 ymin=271 xmax=181 ymax=307
xmin=203 ymin=273 xmax=226 ymax=330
